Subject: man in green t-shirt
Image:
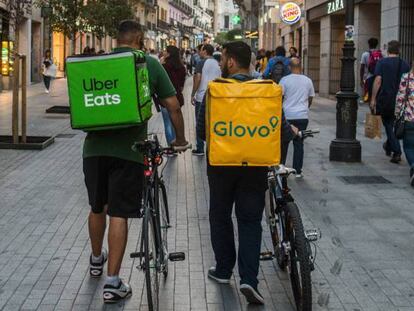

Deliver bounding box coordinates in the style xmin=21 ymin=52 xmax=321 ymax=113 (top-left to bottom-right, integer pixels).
xmin=83 ymin=20 xmax=189 ymax=303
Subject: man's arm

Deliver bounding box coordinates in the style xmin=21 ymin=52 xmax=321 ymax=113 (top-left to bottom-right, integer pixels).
xmin=308 ymin=97 xmax=313 ymax=108
xmin=263 ymin=58 xmax=274 ymax=78
xmin=191 ymin=73 xmax=201 ymax=99
xmin=370 ymin=76 xmax=382 ymax=111
xmin=160 ymin=96 xmax=187 ymax=145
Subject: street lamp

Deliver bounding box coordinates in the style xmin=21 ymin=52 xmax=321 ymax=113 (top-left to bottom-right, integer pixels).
xmin=329 ymin=0 xmax=361 ymax=162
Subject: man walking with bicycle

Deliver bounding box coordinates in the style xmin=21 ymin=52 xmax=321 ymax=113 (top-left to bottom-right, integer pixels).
xmin=83 ymin=20 xmax=189 ymax=303
xmin=197 ymin=41 xmax=296 ymax=305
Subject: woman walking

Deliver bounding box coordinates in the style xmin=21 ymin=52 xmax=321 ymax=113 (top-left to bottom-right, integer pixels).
xmin=42 ymin=49 xmax=55 ymax=93
xmin=162 ymin=45 xmax=187 ymax=155
xmin=396 ymin=64 xmax=414 ymax=186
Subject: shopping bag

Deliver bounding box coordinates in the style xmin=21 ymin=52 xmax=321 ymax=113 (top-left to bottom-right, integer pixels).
xmin=206 ymin=79 xmax=282 ymax=166
xmin=364 ymin=113 xmax=382 ymax=139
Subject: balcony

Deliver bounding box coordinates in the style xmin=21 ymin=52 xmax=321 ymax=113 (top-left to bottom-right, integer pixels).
xmin=157 ymin=19 xmax=170 ymax=31
xmin=169 ymin=0 xmax=192 ymax=15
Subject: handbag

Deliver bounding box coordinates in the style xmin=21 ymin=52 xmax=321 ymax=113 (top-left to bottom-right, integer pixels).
xmin=394 ymin=73 xmax=411 ymax=139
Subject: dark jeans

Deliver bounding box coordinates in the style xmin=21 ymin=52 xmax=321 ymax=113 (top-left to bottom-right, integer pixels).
xmin=43 ymin=75 xmax=51 ymax=90
xmin=281 ymin=119 xmax=309 ymax=174
xmin=403 ymin=121 xmax=414 ymax=169
xmin=366 ymin=76 xmax=375 ymax=100
xmin=382 ymin=116 xmax=402 ymax=156
xmin=195 ymin=101 xmax=205 ymax=151
xmin=207 ymin=164 xmax=267 ymax=289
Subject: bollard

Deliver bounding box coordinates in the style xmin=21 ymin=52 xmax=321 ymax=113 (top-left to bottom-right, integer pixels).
xmin=21 ymin=55 xmax=27 ymax=143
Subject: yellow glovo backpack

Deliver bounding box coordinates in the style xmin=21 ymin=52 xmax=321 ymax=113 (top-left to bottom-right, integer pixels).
xmin=206 ymin=78 xmax=283 ymax=166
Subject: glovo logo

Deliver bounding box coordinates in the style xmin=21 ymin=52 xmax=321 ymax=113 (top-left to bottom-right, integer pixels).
xmin=213 ymin=116 xmax=279 ymax=138
xmin=280 ymin=2 xmax=301 ymax=25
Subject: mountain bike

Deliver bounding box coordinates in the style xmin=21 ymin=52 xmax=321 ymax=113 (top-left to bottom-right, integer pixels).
xmin=261 ymin=129 xmax=321 ymax=311
xmin=130 ymin=134 xmax=190 ymax=311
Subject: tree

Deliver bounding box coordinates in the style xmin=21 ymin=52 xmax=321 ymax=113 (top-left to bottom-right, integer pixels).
xmin=213 ymin=32 xmax=227 ymax=46
xmin=226 ymin=29 xmax=243 ymax=42
xmin=35 ymin=0 xmax=87 ymax=55
xmin=84 ymin=0 xmax=135 ymax=47
xmin=3 ymin=0 xmax=32 ymax=143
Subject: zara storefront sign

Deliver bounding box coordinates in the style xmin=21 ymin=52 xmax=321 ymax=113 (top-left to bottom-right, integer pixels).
xmin=280 ymin=2 xmax=302 ymax=25
xmin=327 ymin=0 xmax=344 ymax=14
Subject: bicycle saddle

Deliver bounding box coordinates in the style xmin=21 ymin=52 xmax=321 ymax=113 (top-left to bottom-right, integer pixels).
xmin=274 ymin=165 xmax=297 ymax=176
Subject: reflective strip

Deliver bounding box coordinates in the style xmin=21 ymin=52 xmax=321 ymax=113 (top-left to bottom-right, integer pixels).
xmin=66 ymin=52 xmax=133 ymax=63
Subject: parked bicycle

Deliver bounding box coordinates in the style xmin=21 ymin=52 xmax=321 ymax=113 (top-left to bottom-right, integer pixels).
xmin=130 ymin=134 xmax=190 ymax=311
xmin=261 ymin=129 xmax=321 ymax=311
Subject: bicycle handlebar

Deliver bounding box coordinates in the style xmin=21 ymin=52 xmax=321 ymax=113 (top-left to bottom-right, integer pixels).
xmin=299 ymin=129 xmax=320 ymax=139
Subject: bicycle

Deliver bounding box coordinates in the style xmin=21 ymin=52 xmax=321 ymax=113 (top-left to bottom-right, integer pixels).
xmin=130 ymin=134 xmax=190 ymax=311
xmin=261 ymin=129 xmax=321 ymax=311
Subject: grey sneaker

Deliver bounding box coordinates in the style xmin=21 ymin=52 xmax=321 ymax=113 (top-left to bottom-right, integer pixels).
xmin=240 ymin=284 xmax=264 ymax=305
xmin=89 ymin=248 xmax=108 ymax=277
xmin=207 ymin=267 xmax=230 ymax=284
xmin=103 ymin=279 xmax=132 ymax=303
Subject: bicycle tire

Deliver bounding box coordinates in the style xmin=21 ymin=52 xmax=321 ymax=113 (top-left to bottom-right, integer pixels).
xmin=268 ymin=185 xmax=288 ymax=270
xmin=158 ymin=180 xmax=169 ymax=277
xmin=286 ymin=202 xmax=312 ymax=311
xmin=159 ymin=181 xmax=170 ymax=226
xmin=143 ymin=206 xmax=159 ymax=311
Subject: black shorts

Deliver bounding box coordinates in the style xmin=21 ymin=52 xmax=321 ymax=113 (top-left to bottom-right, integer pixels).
xmin=83 ymin=156 xmax=144 ymax=218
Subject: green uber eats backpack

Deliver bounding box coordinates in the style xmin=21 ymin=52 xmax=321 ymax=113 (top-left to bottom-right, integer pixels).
xmin=66 ymin=50 xmax=152 ymax=131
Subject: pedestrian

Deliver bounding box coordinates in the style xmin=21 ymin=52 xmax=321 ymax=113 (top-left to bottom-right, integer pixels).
xmin=83 ymin=46 xmax=91 ymax=55
xmin=250 ymin=52 xmax=261 ymax=79
xmin=289 ymin=46 xmax=298 ymax=58
xmin=162 ymin=45 xmax=187 ymax=154
xmin=263 ymin=46 xmax=291 ymax=83
xmin=191 ymin=44 xmax=221 ymax=156
xmin=185 ymin=50 xmax=192 ymax=75
xmin=83 ymin=20 xmax=189 ymax=304
xmin=213 ymin=46 xmax=222 ymax=63
xmin=280 ymin=57 xmax=315 ymax=178
xmin=371 ymin=40 xmax=410 ymax=163
xmin=90 ymin=47 xmax=96 ymax=55
xmin=196 ymin=41 xmax=296 ymax=305
xmin=258 ymin=50 xmax=271 ymax=74
xmin=41 ymin=49 xmax=56 ymax=94
xmin=149 ymin=49 xmax=159 ymax=62
xmin=395 ymin=64 xmax=414 ymax=186
xmin=360 ymin=38 xmax=382 ymax=102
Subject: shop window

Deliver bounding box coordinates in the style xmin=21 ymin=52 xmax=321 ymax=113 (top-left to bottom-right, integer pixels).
xmin=224 ymin=15 xmax=229 ymax=29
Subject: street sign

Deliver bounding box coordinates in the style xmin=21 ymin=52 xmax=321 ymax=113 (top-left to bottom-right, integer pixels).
xmin=232 ymin=15 xmax=241 ymax=24
xmin=245 ymin=31 xmax=258 ymax=39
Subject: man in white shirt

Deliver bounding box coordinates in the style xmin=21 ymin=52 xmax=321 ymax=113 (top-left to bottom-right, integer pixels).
xmin=279 ymin=57 xmax=315 ymax=178
xmin=191 ymin=44 xmax=222 ymax=155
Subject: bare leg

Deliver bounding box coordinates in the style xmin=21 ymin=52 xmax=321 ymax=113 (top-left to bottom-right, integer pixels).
xmin=108 ymin=217 xmax=128 ymax=276
xmin=88 ymin=209 xmax=107 ymax=257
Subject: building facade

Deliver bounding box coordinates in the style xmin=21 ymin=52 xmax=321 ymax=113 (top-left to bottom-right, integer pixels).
xmin=0 ymin=3 xmax=44 ymax=91
xmin=214 ymin=0 xmax=239 ymax=34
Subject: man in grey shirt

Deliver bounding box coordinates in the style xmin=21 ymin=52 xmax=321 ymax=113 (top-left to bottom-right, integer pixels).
xmin=191 ymin=44 xmax=221 ymax=155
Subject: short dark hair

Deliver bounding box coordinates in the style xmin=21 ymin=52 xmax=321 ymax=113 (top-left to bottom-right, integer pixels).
xmin=197 ymin=44 xmax=203 ymax=51
xmin=117 ymin=20 xmax=143 ymax=44
xmin=387 ymin=40 xmax=400 ymax=54
xmin=202 ymin=44 xmax=214 ymax=56
xmin=289 ymin=47 xmax=298 ymax=53
xmin=275 ymin=46 xmax=286 ymax=57
xmin=368 ymin=38 xmax=378 ymax=49
xmin=222 ymin=41 xmax=251 ymax=69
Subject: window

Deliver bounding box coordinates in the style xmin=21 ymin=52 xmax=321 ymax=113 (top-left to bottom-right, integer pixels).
xmin=224 ymin=15 xmax=229 ymax=29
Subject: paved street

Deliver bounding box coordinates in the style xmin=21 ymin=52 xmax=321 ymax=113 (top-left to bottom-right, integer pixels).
xmin=0 ymin=78 xmax=414 ymax=311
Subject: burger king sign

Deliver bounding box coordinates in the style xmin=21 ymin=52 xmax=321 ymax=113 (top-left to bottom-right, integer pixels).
xmin=280 ymin=2 xmax=302 ymax=25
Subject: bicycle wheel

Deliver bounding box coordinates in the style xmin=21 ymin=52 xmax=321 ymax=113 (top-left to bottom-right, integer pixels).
xmin=286 ymin=202 xmax=312 ymax=311
xmin=267 ymin=185 xmax=288 ymax=270
xmin=159 ymin=181 xmax=170 ymax=226
xmin=158 ymin=180 xmax=169 ymax=277
xmin=143 ymin=205 xmax=159 ymax=311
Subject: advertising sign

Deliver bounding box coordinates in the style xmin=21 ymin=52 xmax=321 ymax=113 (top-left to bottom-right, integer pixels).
xmin=280 ymin=2 xmax=301 ymax=25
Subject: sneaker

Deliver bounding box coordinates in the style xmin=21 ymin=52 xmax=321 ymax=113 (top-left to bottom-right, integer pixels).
xmin=164 ymin=149 xmax=178 ymax=157
xmin=89 ymin=248 xmax=108 ymax=277
xmin=295 ymin=173 xmax=303 ymax=179
xmin=192 ymin=149 xmax=205 ymax=156
xmin=240 ymin=284 xmax=265 ymax=305
xmin=103 ymin=279 xmax=132 ymax=303
xmin=207 ymin=267 xmax=230 ymax=284
xmin=390 ymin=154 xmax=402 ymax=164
xmin=45 ymin=89 xmax=50 ymax=94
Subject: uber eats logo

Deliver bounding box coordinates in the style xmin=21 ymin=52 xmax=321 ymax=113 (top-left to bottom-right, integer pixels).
xmin=213 ymin=116 xmax=279 ymax=138
xmin=83 ymin=78 xmax=121 ymax=107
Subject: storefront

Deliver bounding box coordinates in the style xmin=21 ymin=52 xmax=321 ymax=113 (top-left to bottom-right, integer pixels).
xmin=0 ymin=9 xmax=13 ymax=91
xmin=304 ymin=0 xmax=381 ymax=97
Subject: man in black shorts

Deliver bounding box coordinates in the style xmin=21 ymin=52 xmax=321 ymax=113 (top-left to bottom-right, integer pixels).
xmin=83 ymin=20 xmax=188 ymax=303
